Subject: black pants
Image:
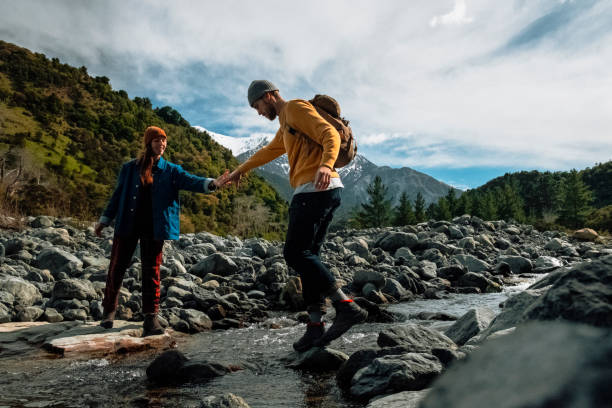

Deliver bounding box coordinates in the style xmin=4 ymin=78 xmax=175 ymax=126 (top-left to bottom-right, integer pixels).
xmin=283 ymin=188 xmax=341 ymax=312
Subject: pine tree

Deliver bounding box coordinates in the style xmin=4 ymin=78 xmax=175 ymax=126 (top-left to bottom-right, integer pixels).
xmin=436 ymin=197 xmax=452 ymax=220
xmin=393 ymin=191 xmax=415 ymax=226
xmin=414 ymin=192 xmax=427 ymax=222
xmin=445 ymin=188 xmax=458 ymax=217
xmin=496 ymin=180 xmax=524 ymax=222
xmin=558 ymin=169 xmax=593 ymax=228
xmin=455 ymin=192 xmax=472 ymax=216
xmin=356 ymin=175 xmax=393 ymax=227
xmin=426 ymin=202 xmax=437 ymax=220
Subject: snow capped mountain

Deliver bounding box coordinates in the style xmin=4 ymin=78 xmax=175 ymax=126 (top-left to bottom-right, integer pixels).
xmin=196 ymin=126 xmax=460 ymax=217
xmin=193 ymin=126 xmax=272 ymax=156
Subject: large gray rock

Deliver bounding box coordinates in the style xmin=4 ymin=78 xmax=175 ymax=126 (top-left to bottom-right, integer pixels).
xmin=200 ymin=394 xmax=251 ymax=408
xmin=17 ymin=306 xmax=44 ymax=322
xmin=190 ymin=253 xmax=239 ymax=277
xmin=287 ymin=347 xmax=349 ymax=371
xmin=458 ymin=272 xmax=502 ymax=293
xmin=350 ymin=353 xmax=442 ymax=399
xmin=52 ymin=279 xmax=98 ymax=300
xmin=451 ymin=255 xmax=490 ymax=272
xmin=444 ymin=308 xmax=497 ymax=346
xmin=366 ymin=390 xmax=430 ymax=408
xmin=496 ymin=255 xmax=532 ymax=274
xmin=420 ymin=322 xmax=612 ymax=408
xmin=378 ymin=324 xmax=457 ymax=352
xmin=523 ymin=255 xmax=612 ymax=327
xmin=179 ymin=309 xmax=212 ymax=332
xmin=354 ymin=269 xmax=386 ymax=290
xmin=36 ymin=247 xmax=83 ymax=275
xmin=377 ymin=232 xmax=419 ymax=252
xmin=0 ymin=276 xmax=42 ymax=306
xmin=534 ymin=256 xmax=563 ymax=270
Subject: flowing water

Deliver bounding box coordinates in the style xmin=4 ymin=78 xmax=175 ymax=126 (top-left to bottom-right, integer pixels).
xmin=0 ymin=277 xmax=541 ymax=408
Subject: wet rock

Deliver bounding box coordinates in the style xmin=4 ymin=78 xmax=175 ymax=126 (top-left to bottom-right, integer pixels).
xmin=0 ymin=276 xmax=42 ymax=306
xmin=350 ymin=353 xmax=442 ymax=399
xmin=420 ymin=322 xmax=612 ymax=408
xmin=279 ymin=276 xmax=304 ymax=310
xmin=410 ymin=312 xmax=457 ymax=321
xmin=493 ymin=262 xmax=512 ymax=276
xmin=31 ymin=216 xmax=55 ymax=228
xmin=52 ymin=278 xmax=98 ymax=300
xmin=200 ymin=393 xmax=251 ymax=408
xmin=287 ymin=347 xmax=349 ymax=371
xmin=366 ymin=390 xmax=430 ymax=408
xmin=337 ymin=346 xmax=414 ymax=390
xmin=179 ymin=361 xmax=232 ymax=382
xmin=382 ymin=278 xmax=407 ymax=299
xmin=534 ymin=256 xmax=563 ymax=270
xmin=496 ymin=255 xmax=532 ymax=274
xmin=458 ymin=272 xmax=501 ymax=293
xmin=444 ymin=308 xmax=497 ymax=345
xmin=259 ymin=262 xmax=288 ymax=285
xmin=451 ymin=254 xmax=490 ymax=272
xmin=436 ymin=265 xmax=467 ymax=281
xmin=377 ymin=324 xmax=457 ymax=352
xmin=190 ymin=253 xmax=239 ymax=277
xmin=36 ymin=247 xmax=83 ymax=275
xmin=354 ymin=297 xmax=398 ymax=323
xmin=523 ymin=255 xmax=612 ymax=327
xmin=147 ymin=350 xmax=189 ymax=383
xmin=416 ymin=261 xmax=437 ymax=280
xmin=62 ymin=308 xmax=88 ymax=321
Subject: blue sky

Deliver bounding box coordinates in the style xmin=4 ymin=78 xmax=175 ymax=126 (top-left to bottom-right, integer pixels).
xmin=1 ymin=0 xmax=611 ymax=189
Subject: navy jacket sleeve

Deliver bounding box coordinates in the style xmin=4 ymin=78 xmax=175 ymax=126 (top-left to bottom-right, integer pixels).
xmin=99 ymin=163 xmax=127 ymax=225
xmin=173 ymin=165 xmax=216 ymax=193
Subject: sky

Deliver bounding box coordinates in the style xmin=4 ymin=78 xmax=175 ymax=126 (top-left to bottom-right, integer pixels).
xmin=1 ymin=0 xmax=611 ymax=189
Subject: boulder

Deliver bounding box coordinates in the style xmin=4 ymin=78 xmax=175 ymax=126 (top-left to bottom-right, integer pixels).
xmin=36 ymin=247 xmax=83 ymax=275
xmin=0 ymin=276 xmax=42 ymax=306
xmin=394 ymin=247 xmax=415 ymax=260
xmin=366 ymin=390 xmax=430 ymax=408
xmin=458 ymin=272 xmax=502 ymax=293
xmin=382 ymin=278 xmax=407 ymax=299
xmin=337 ymin=346 xmax=414 ymax=389
xmin=534 ymin=256 xmax=563 ymax=270
xmin=52 ymin=278 xmax=98 ymax=300
xmin=444 ymin=308 xmax=497 ymax=345
xmin=572 ymin=228 xmax=598 ymax=241
xmin=420 ymin=322 xmax=612 ymax=408
xmin=17 ymin=306 xmax=44 ymax=322
xmin=200 ymin=394 xmax=251 ymax=408
xmin=354 ymin=269 xmax=386 ymax=290
xmin=451 ymin=255 xmax=490 ymax=272
xmin=279 ymin=276 xmax=304 ymax=310
xmin=377 ymin=324 xmax=457 ymax=352
xmin=146 ymin=350 xmax=189 ymax=383
xmin=377 ymin=232 xmax=419 ymax=252
xmin=437 ymin=265 xmax=467 ymax=281
xmin=287 ymin=347 xmax=349 ymax=371
xmin=496 ymin=255 xmax=532 ymax=274
xmin=179 ymin=309 xmax=212 ymax=332
xmin=190 ymin=253 xmax=239 ymax=277
xmin=350 ymin=353 xmax=442 ymax=399
xmin=259 ymin=262 xmax=288 ymax=285
xmin=523 ymin=255 xmax=612 ymax=327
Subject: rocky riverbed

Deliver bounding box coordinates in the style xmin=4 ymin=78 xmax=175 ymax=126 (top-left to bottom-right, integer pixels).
xmin=0 ymin=215 xmax=610 ymax=407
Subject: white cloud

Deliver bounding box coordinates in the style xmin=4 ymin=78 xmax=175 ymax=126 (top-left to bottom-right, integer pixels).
xmin=1 ymin=0 xmax=610 ymax=174
xmin=430 ymin=0 xmax=474 ymax=27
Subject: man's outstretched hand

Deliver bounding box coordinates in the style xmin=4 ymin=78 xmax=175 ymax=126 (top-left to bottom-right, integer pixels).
xmin=225 ymin=169 xmax=243 ymax=188
xmin=213 ymin=169 xmax=231 ymax=189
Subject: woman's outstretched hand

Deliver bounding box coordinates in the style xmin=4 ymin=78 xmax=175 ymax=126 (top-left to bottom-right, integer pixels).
xmin=213 ymin=169 xmax=231 ymax=189
xmin=94 ymin=223 xmax=106 ymax=237
xmin=225 ymin=169 xmax=243 ymax=188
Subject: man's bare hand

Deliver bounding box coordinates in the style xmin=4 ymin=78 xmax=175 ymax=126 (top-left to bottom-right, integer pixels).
xmin=314 ymin=166 xmax=332 ymax=191
xmin=213 ymin=169 xmax=231 ymax=189
xmin=226 ymin=170 xmax=243 ymax=188
xmin=94 ymin=223 xmax=106 ymax=237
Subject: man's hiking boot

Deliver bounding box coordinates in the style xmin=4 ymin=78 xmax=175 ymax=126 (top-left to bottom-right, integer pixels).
xmin=293 ymin=322 xmax=325 ymax=352
xmin=313 ymin=300 xmax=367 ymax=347
xmin=142 ymin=314 xmax=164 ymax=337
xmin=100 ymin=310 xmax=115 ymax=329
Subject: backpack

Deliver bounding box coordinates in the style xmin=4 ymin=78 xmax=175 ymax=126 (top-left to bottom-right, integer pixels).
xmin=287 ymin=94 xmax=357 ymax=168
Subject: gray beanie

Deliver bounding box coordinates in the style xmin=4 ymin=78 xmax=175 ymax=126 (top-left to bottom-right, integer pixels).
xmin=248 ymin=80 xmax=278 ymax=107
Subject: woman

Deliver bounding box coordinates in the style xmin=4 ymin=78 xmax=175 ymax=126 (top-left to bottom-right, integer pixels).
xmin=95 ymin=126 xmax=228 ymax=336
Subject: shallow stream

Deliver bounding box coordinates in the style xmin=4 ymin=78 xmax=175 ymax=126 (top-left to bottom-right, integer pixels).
xmin=0 ymin=278 xmax=539 ymax=408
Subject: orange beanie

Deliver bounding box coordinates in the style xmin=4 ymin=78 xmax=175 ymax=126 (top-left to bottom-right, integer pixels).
xmin=143 ymin=126 xmax=167 ymax=146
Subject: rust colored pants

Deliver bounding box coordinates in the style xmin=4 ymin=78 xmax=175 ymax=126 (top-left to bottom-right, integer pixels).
xmin=102 ymin=235 xmax=164 ymax=314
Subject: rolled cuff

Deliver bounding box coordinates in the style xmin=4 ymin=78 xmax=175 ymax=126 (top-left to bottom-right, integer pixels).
xmin=203 ymin=178 xmax=217 ymax=193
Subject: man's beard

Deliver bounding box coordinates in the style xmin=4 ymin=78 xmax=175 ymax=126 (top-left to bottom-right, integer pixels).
xmin=263 ymin=102 xmax=277 ymax=121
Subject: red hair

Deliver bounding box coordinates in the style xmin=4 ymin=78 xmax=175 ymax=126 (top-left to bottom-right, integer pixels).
xmin=138 ymin=126 xmax=166 ymax=185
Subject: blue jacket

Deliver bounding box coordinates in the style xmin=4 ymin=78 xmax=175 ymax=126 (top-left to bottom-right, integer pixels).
xmin=99 ymin=157 xmax=216 ymax=240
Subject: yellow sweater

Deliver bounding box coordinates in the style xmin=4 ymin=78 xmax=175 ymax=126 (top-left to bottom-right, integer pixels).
xmin=237 ymin=99 xmax=341 ymax=188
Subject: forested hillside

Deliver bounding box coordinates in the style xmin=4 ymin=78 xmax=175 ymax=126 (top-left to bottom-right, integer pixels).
xmin=0 ymin=41 xmax=287 ymax=238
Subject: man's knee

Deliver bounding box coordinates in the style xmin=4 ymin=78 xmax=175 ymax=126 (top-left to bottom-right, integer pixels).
xmin=283 ymin=245 xmax=306 ymax=267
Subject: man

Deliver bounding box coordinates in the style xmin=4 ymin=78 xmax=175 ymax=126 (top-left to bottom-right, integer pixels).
xmin=226 ymin=80 xmax=367 ymax=351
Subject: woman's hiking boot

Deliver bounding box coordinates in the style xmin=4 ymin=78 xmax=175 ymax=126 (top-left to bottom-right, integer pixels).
xmin=142 ymin=313 xmax=164 ymax=337
xmin=293 ymin=322 xmax=325 ymax=352
xmin=100 ymin=310 xmax=115 ymax=329
xmin=313 ymin=299 xmax=367 ymax=347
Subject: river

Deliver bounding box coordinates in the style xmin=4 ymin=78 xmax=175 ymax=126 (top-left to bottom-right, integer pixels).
xmin=0 ymin=277 xmax=539 ymax=408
